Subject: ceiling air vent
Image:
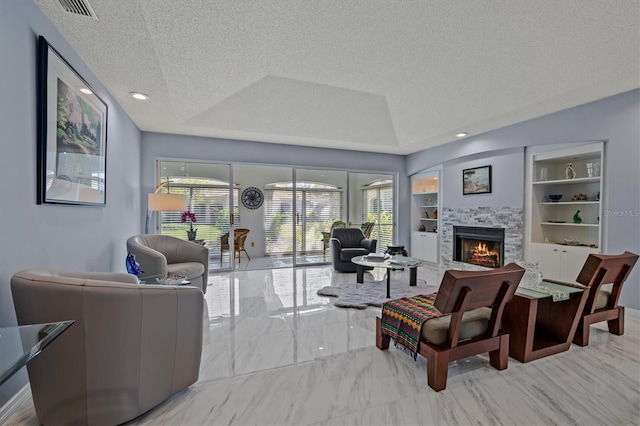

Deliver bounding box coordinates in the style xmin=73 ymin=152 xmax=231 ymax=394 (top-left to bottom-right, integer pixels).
xmin=57 ymin=0 xmax=98 ymax=19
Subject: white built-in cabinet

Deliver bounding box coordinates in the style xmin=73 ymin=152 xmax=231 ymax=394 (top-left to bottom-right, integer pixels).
xmin=410 ymin=170 xmax=440 ymax=263
xmin=525 ymin=142 xmax=604 ymax=281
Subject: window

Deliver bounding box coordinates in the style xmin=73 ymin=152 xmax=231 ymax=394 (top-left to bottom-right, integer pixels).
xmin=158 ymin=178 xmax=239 ymax=245
xmin=363 ymin=179 xmax=393 ymax=250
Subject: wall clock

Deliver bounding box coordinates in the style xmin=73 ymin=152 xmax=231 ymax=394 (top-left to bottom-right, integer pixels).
xmin=241 ymin=187 xmax=264 ymax=209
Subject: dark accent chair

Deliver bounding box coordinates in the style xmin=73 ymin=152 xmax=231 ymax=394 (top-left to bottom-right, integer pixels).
xmin=376 ymin=263 xmax=524 ymax=391
xmin=570 ymin=251 xmax=638 ymax=346
xmin=330 ymin=227 xmax=377 ymax=272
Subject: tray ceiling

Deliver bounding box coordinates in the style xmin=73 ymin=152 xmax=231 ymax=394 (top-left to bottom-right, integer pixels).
xmin=35 ymin=0 xmax=640 ymax=154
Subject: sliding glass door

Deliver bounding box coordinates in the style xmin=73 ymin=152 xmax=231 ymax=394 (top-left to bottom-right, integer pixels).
xmin=156 ymin=160 xmax=236 ymax=271
xmin=154 ymin=161 xmax=396 ymax=271
xmin=293 ymin=169 xmax=347 ymax=265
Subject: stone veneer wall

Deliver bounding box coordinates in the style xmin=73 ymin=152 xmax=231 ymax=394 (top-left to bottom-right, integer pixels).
xmin=440 ymin=206 xmax=523 ymax=269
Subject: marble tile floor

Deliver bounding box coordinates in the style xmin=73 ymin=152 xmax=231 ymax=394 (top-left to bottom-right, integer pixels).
xmin=5 ymin=264 xmax=640 ymax=425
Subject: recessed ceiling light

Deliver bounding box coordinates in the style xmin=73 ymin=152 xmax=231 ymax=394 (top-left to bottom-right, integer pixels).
xmin=456 ymin=132 xmax=468 ymax=138
xmin=79 ymin=87 xmax=93 ymax=95
xmin=130 ymin=92 xmax=149 ymax=100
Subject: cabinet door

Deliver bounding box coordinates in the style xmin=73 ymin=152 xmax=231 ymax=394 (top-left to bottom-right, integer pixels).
xmin=411 ymin=232 xmax=426 ymax=260
xmin=423 ymin=232 xmax=438 ymax=263
xmin=558 ymin=246 xmax=596 ymax=282
xmin=528 ymin=243 xmax=596 ymax=282
xmin=528 ymin=243 xmax=561 ymax=280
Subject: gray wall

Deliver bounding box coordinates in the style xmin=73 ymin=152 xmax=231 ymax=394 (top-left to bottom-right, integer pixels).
xmin=441 ymin=148 xmax=525 ymax=209
xmin=0 ymin=0 xmax=141 ymax=405
xmin=141 ymin=132 xmax=409 ymax=246
xmin=408 ymin=89 xmax=640 ymax=309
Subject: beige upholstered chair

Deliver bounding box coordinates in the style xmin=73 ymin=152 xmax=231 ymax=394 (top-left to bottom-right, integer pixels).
xmin=127 ymin=234 xmax=209 ymax=293
xmin=11 ymin=269 xmax=204 ymax=426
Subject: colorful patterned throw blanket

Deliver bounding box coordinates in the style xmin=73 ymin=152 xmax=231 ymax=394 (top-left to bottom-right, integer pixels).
xmin=381 ymin=293 xmax=443 ymax=357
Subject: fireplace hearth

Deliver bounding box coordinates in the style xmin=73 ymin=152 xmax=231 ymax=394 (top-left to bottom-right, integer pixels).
xmin=453 ymin=226 xmax=505 ymax=268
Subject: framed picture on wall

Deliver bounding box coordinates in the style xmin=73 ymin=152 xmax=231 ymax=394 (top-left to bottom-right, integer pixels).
xmin=37 ymin=36 xmax=108 ymax=206
xmin=463 ymin=165 xmax=492 ymax=195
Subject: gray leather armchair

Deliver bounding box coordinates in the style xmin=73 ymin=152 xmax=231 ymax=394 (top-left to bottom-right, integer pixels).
xmin=11 ymin=269 xmax=204 ymax=426
xmin=127 ymin=234 xmax=209 ymax=293
xmin=330 ymin=227 xmax=377 ymax=272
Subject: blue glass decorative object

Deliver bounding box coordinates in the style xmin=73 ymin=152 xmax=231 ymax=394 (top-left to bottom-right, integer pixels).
xmin=126 ymin=252 xmax=144 ymax=275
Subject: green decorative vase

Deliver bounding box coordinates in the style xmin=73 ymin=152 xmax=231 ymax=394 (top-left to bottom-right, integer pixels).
xmin=573 ymin=210 xmax=582 ymax=224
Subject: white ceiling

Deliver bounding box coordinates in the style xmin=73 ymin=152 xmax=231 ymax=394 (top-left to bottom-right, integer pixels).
xmin=34 ymin=0 xmax=640 ymax=155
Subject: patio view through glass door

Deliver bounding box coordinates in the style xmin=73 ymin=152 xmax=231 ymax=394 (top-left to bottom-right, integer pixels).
xmin=157 ymin=161 xmax=237 ymax=271
xmin=361 ymin=176 xmax=394 ymax=251
xmin=293 ymin=169 xmax=347 ymax=265
xmin=156 ymin=161 xmax=395 ymax=271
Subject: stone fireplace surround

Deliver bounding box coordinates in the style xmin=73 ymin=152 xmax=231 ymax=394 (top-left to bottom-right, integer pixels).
xmin=440 ymin=206 xmax=523 ymax=269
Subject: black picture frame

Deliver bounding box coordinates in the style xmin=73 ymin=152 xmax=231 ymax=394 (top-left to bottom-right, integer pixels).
xmin=463 ymin=165 xmax=492 ymax=195
xmin=37 ymin=36 xmax=107 ymax=206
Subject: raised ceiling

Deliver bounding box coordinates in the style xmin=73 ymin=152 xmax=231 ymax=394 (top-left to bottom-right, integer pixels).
xmin=34 ymin=0 xmax=639 ymax=155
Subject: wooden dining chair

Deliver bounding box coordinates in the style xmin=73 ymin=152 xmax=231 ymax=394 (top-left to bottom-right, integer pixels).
xmin=571 ymin=251 xmax=638 ymax=346
xmin=376 ymin=263 xmax=524 ymax=391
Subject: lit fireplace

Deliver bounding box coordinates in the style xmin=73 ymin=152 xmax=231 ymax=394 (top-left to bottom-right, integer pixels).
xmin=453 ymin=226 xmax=505 ymax=268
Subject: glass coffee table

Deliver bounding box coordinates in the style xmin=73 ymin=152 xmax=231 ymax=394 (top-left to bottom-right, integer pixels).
xmin=1 ymin=320 xmax=74 ymax=385
xmin=351 ymin=255 xmax=424 ymax=298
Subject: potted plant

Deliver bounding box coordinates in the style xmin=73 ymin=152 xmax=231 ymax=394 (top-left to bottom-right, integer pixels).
xmin=181 ymin=211 xmax=197 ymax=240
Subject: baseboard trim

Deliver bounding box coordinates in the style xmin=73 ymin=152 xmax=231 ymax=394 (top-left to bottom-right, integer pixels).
xmin=0 ymin=384 xmax=31 ymax=424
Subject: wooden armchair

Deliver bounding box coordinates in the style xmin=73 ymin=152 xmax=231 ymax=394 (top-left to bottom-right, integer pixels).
xmin=571 ymin=251 xmax=638 ymax=346
xmin=220 ymin=228 xmax=251 ymax=263
xmin=321 ymin=220 xmax=346 ymax=260
xmin=376 ymin=263 xmax=524 ymax=391
xmin=360 ymin=221 xmax=375 ymax=238
xmin=234 ymin=228 xmax=251 ymax=263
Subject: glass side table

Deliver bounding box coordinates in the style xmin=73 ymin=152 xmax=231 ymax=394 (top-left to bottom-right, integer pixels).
xmin=0 ymin=320 xmax=74 ymax=385
xmin=138 ymin=275 xmax=192 ymax=286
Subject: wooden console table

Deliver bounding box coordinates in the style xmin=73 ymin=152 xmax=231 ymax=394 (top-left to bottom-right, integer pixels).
xmin=502 ymin=281 xmax=589 ymax=363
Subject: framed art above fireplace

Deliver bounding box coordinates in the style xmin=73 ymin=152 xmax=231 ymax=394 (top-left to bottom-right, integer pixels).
xmin=463 ymin=165 xmax=491 ymax=195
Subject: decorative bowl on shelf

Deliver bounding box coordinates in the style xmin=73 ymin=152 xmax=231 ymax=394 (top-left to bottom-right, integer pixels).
xmin=548 ymin=194 xmax=563 ymax=202
xmin=563 ymin=238 xmax=580 ymax=246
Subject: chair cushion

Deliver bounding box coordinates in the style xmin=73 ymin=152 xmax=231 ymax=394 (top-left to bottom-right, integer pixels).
xmin=421 ymin=307 xmax=492 ymax=346
xmin=339 ymin=247 xmax=370 ymax=262
xmin=331 ymin=228 xmax=365 ymax=247
xmin=167 ymin=262 xmax=205 ymax=281
xmin=595 ymin=289 xmax=610 ymax=310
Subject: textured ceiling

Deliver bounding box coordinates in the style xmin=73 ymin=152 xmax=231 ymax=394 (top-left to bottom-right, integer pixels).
xmin=34 ymin=0 xmax=640 ymax=154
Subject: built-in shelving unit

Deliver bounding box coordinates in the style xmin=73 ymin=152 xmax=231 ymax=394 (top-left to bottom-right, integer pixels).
xmin=525 ymin=142 xmax=604 ymax=282
xmin=411 ymin=170 xmax=440 ymax=263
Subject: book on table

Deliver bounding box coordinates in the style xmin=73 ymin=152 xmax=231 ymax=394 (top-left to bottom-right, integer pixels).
xmin=366 ymin=253 xmax=389 ymax=262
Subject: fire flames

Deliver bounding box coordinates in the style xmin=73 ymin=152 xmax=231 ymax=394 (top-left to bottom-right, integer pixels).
xmin=464 ymin=240 xmax=500 ymax=268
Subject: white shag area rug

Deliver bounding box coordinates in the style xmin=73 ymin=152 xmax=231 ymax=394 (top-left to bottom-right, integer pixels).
xmin=317 ymin=273 xmax=439 ymax=309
